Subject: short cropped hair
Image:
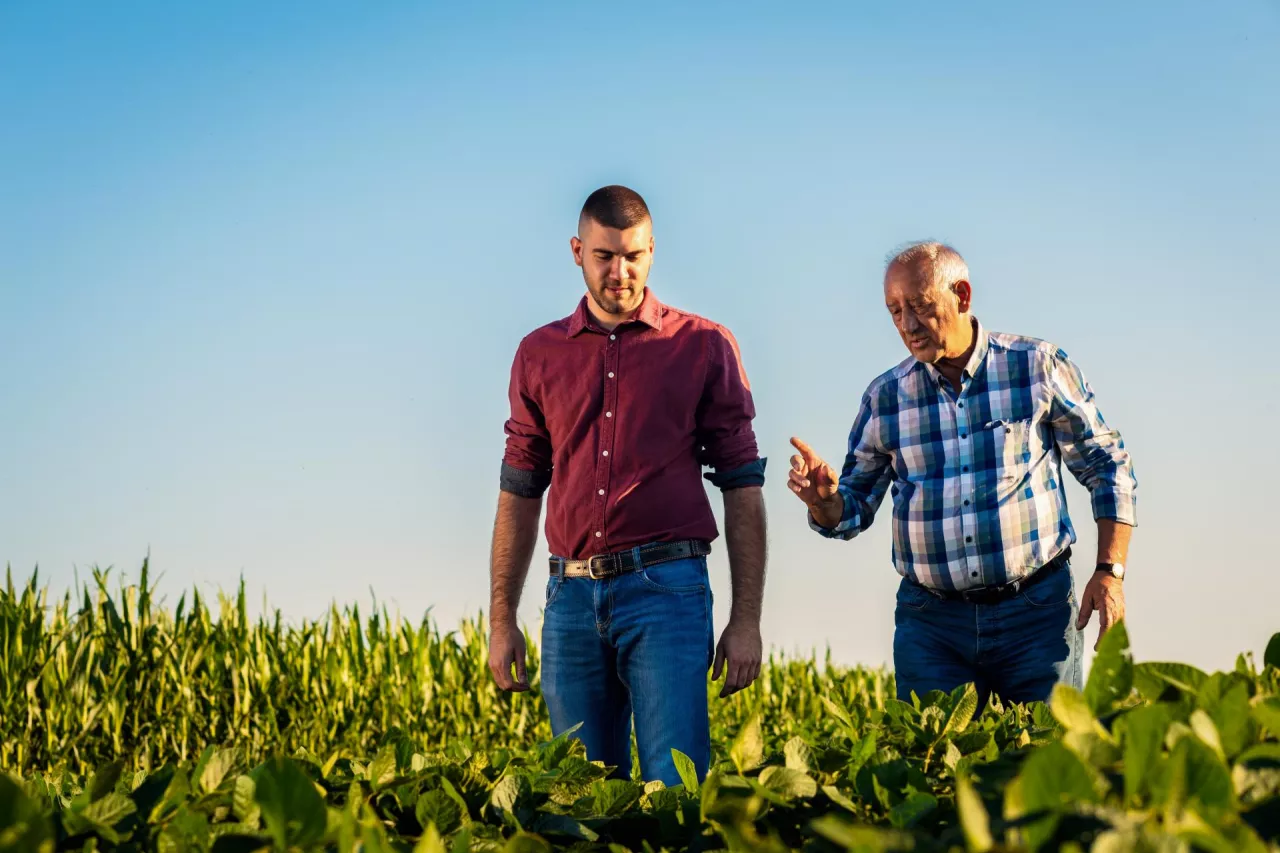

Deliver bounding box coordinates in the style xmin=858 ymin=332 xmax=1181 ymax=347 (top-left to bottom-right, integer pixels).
xmin=579 ymin=185 xmax=651 ymax=231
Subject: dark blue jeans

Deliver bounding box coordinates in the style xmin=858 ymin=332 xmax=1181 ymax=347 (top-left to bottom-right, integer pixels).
xmin=540 ymin=550 xmax=721 ymax=783
xmin=540 ymin=553 xmax=715 ymax=786
xmin=892 ymin=562 xmax=1083 ymax=707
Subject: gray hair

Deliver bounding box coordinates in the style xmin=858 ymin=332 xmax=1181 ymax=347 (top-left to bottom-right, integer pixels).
xmin=885 ymin=241 xmax=970 ymax=292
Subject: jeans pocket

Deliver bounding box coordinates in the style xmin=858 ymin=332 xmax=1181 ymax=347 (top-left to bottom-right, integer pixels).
xmin=545 ymin=576 xmax=565 ymax=609
xmin=1019 ymin=566 xmax=1072 ymax=608
xmin=637 ymin=558 xmax=708 ymax=594
xmin=895 ymin=579 xmax=934 ymax=612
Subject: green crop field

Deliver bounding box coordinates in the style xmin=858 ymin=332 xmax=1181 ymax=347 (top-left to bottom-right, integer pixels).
xmin=2 ymin=562 xmax=1278 ymax=852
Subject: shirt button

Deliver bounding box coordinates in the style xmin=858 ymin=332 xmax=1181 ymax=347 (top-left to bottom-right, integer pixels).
xmin=595 ymin=531 xmax=602 ymax=538
xmin=602 ymin=450 xmax=609 ymax=457
xmin=608 ymin=372 xmax=615 ymax=378
xmin=965 ymin=536 xmax=973 ymax=543
xmin=960 ymin=433 xmax=967 ymax=439
xmin=609 ymin=334 xmax=616 ymax=340
xmin=963 ymin=499 xmax=970 ymax=506
xmin=598 ymin=489 xmax=605 ymax=495
xmin=605 ymin=411 xmax=612 ymax=418
xmin=958 ymin=402 xmax=964 ymax=408
xmin=971 ymin=571 xmax=979 ymax=578
xmin=962 ymin=466 xmax=969 ymax=472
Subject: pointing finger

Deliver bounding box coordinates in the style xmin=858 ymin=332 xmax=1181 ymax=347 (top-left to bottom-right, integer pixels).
xmin=790 ymin=437 xmax=821 ymax=465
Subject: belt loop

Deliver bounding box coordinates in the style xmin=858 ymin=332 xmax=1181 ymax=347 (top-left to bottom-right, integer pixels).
xmin=555 ymin=557 xmax=565 ymax=579
xmin=630 ymin=545 xmax=644 ymax=573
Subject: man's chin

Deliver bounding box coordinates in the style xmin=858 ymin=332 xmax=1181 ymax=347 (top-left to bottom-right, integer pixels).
xmin=908 ymin=343 xmax=940 ymax=362
xmin=592 ymin=290 xmax=643 ymax=316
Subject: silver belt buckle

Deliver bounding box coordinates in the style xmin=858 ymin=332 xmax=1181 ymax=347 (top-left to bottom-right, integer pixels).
xmin=587 ymin=554 xmax=613 ymax=579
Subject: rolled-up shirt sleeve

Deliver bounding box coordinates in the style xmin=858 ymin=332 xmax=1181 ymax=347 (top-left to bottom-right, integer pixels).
xmin=500 ymin=340 xmax=553 ymax=498
xmin=809 ymin=391 xmax=894 ymax=539
xmin=1047 ymin=350 xmax=1138 ymax=526
xmin=697 ymin=326 xmax=766 ymax=491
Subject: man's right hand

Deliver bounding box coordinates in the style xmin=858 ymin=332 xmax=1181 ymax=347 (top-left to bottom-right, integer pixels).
xmin=789 ymin=437 xmax=843 ymax=529
xmin=488 ymin=621 xmax=530 ymax=692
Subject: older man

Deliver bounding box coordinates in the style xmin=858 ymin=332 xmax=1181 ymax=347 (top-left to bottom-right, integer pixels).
xmin=789 ymin=242 xmax=1137 ymax=705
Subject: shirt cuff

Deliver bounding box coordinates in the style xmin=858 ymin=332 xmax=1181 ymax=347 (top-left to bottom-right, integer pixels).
xmin=807 ymin=484 xmax=860 ymax=540
xmin=703 ymin=457 xmax=766 ymax=491
xmin=1091 ymin=488 xmax=1137 ymax=527
xmin=500 ymin=462 xmax=552 ymax=498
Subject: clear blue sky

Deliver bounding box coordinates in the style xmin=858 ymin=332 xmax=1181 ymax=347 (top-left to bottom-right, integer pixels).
xmin=2 ymin=1 xmax=1277 ymax=673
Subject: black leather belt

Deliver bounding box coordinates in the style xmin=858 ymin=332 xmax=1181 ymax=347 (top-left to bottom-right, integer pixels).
xmin=921 ymin=547 xmax=1072 ymax=604
xmin=550 ymin=540 xmax=712 ymax=579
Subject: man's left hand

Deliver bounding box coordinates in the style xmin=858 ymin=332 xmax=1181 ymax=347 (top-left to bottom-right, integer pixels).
xmin=1076 ymin=572 xmax=1125 ymax=650
xmin=713 ymin=619 xmax=762 ymax=698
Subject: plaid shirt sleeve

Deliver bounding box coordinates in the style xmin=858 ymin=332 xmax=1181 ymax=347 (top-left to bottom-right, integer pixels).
xmin=1046 ymin=350 xmax=1138 ymax=526
xmin=809 ymin=391 xmax=895 ymax=539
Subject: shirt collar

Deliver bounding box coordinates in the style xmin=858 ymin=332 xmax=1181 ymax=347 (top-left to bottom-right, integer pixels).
xmin=922 ymin=316 xmax=989 ymax=383
xmin=566 ymin=287 xmax=665 ymax=337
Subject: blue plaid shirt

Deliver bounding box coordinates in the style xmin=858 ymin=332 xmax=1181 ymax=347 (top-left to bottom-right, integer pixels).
xmin=811 ymin=318 xmax=1137 ymax=591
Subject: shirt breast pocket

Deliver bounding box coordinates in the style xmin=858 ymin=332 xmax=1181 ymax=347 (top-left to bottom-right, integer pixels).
xmin=987 ymin=417 xmax=1035 ymax=484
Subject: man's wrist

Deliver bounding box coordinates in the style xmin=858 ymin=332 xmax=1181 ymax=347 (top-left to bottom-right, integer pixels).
xmin=809 ymin=494 xmax=843 ymax=529
xmin=490 ymin=607 xmax=519 ymax=629
xmin=1094 ymin=562 xmax=1125 ymax=580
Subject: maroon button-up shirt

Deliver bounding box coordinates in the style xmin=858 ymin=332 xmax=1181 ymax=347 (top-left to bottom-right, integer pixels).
xmin=500 ymin=288 xmax=765 ymax=560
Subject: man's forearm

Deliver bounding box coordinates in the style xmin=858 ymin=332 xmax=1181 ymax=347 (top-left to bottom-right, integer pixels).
xmin=723 ymin=486 xmax=767 ymax=624
xmin=489 ymin=491 xmax=543 ymax=628
xmin=1096 ymin=518 xmax=1133 ymax=566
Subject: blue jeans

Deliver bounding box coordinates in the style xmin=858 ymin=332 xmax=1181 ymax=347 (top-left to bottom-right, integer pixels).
xmin=892 ymin=562 xmax=1083 ymax=708
xmin=540 ymin=552 xmax=715 ymax=786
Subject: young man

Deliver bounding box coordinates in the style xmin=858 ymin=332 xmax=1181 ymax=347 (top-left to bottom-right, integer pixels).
xmin=789 ymin=242 xmax=1137 ymax=707
xmin=487 ymin=185 xmax=768 ymax=785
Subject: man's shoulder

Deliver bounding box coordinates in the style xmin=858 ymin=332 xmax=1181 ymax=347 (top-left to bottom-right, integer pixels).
xmin=987 ymin=330 xmax=1070 ymax=364
xmin=661 ymin=302 xmax=736 ymax=338
xmin=515 ymin=313 xmax=575 ymax=352
xmin=865 ymin=356 xmax=920 ymax=400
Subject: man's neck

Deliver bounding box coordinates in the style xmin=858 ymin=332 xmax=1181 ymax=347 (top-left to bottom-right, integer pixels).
xmin=585 ymin=294 xmax=642 ymax=332
xmin=934 ymin=316 xmax=978 ymax=389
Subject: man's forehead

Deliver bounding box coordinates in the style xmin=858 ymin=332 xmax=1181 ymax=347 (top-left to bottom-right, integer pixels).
xmin=884 ymin=265 xmax=930 ymax=298
xmin=581 ymin=219 xmax=651 ymax=250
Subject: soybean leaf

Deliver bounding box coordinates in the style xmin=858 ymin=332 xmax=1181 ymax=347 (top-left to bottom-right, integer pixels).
xmin=1253 ymin=698 xmax=1280 ymax=739
xmin=87 ymin=760 xmax=126 ymax=803
xmin=956 ymin=774 xmax=994 ymax=852
xmin=729 ymin=714 xmax=764 ymax=774
xmin=199 ymin=748 xmax=239 ymax=795
xmin=232 ymin=775 xmax=260 ymax=826
xmin=1085 ymin=620 xmax=1133 ymax=715
xmin=412 ymin=823 xmax=447 ymax=853
xmin=1265 ymin=633 xmax=1280 ymax=671
xmin=0 ymin=774 xmax=54 ymax=853
xmin=252 ymin=757 xmax=327 ymax=850
xmin=1133 ymin=662 xmax=1208 ymax=701
xmin=416 ymin=790 xmax=462 ymax=836
xmin=1050 ymin=684 xmax=1101 ymax=734
xmin=758 ymin=766 xmax=818 ymax=800
xmin=784 ymin=737 xmax=816 ymax=774
xmin=888 ymin=792 xmax=937 ymax=829
xmin=671 ymin=749 xmax=699 ymax=794
xmin=1119 ymin=704 xmax=1171 ymax=804
xmin=943 ymin=683 xmax=980 ymax=737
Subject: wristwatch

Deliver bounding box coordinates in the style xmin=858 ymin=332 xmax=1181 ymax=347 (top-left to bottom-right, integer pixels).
xmin=1096 ymin=562 xmax=1125 ymax=580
